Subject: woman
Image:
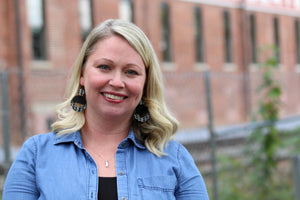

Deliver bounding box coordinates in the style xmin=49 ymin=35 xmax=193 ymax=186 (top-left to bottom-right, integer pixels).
xmin=3 ymin=19 xmax=209 ymax=200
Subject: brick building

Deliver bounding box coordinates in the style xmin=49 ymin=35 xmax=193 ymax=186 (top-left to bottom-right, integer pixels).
xmin=1 ymin=0 xmax=300 ymax=146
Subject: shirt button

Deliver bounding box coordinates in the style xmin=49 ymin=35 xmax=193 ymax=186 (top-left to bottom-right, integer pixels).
xmin=121 ymin=197 xmax=127 ymax=200
xmin=122 ymin=142 xmax=127 ymax=147
xmin=119 ymin=171 xmax=125 ymax=175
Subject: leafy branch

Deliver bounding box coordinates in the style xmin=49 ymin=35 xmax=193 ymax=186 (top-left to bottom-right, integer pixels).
xmin=248 ymin=45 xmax=282 ymax=198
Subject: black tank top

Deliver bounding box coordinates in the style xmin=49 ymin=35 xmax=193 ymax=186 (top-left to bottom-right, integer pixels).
xmin=98 ymin=177 xmax=118 ymax=200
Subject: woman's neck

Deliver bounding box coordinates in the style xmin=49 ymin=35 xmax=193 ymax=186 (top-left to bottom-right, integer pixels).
xmin=81 ymin=113 xmax=131 ymax=149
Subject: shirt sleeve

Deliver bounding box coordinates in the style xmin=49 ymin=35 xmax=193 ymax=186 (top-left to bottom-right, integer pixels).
xmin=2 ymin=137 xmax=40 ymax=199
xmin=175 ymin=144 xmax=209 ymax=200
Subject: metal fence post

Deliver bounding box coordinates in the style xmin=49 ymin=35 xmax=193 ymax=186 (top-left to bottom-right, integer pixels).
xmin=293 ymin=155 xmax=300 ymax=200
xmin=204 ymin=70 xmax=218 ymax=200
xmin=1 ymin=70 xmax=11 ymax=174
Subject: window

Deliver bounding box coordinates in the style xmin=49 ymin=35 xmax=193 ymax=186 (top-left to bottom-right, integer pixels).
xmin=223 ymin=10 xmax=232 ymax=63
xmin=273 ymin=17 xmax=280 ymax=64
xmin=295 ymin=19 xmax=300 ymax=64
xmin=194 ymin=7 xmax=204 ymax=63
xmin=119 ymin=0 xmax=134 ymax=22
xmin=249 ymin=14 xmax=257 ymax=63
xmin=161 ymin=2 xmax=172 ymax=62
xmin=26 ymin=0 xmax=47 ymax=60
xmin=79 ymin=0 xmax=93 ymax=42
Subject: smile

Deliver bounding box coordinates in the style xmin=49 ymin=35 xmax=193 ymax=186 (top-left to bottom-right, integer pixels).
xmin=103 ymin=93 xmax=126 ymax=100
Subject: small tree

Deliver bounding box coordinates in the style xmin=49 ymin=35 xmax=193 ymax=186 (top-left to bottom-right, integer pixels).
xmin=217 ymin=45 xmax=294 ymax=200
xmin=248 ymin=45 xmax=282 ymax=199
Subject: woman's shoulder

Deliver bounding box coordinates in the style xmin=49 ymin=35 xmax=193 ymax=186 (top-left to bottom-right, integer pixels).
xmin=165 ymin=139 xmax=180 ymax=150
xmin=25 ymin=132 xmax=56 ymax=144
xmin=23 ymin=131 xmax=78 ymax=150
xmin=164 ymin=140 xmax=192 ymax=158
xmin=25 ymin=131 xmax=79 ymax=146
xmin=18 ymin=131 xmax=80 ymax=161
xmin=19 ymin=132 xmax=55 ymax=152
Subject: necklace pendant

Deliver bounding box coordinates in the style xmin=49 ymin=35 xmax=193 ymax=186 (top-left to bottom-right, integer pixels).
xmin=105 ymin=160 xmax=109 ymax=168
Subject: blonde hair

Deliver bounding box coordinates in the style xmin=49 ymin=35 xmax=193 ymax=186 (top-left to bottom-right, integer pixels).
xmin=52 ymin=19 xmax=179 ymax=156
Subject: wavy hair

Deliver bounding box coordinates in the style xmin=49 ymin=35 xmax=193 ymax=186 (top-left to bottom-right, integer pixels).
xmin=52 ymin=19 xmax=179 ymax=156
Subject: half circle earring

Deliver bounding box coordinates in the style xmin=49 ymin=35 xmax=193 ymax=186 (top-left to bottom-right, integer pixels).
xmin=71 ymin=87 xmax=86 ymax=112
xmin=134 ymin=100 xmax=150 ymax=123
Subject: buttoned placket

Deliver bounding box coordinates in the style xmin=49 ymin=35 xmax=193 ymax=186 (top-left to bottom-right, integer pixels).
xmin=74 ymin=137 xmax=99 ymax=200
xmin=116 ymin=141 xmax=129 ymax=200
xmin=85 ymin=149 xmax=98 ymax=200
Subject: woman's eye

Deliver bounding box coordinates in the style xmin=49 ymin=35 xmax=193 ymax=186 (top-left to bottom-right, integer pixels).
xmin=97 ymin=65 xmax=110 ymax=70
xmin=126 ymin=70 xmax=138 ymax=75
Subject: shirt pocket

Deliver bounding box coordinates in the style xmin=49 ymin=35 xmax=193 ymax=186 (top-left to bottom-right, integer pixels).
xmin=137 ymin=176 xmax=176 ymax=200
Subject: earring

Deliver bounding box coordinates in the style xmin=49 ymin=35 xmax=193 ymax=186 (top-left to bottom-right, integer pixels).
xmin=71 ymin=87 xmax=86 ymax=112
xmin=134 ymin=100 xmax=150 ymax=123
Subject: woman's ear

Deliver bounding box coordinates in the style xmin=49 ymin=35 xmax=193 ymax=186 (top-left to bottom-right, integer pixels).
xmin=80 ymin=75 xmax=84 ymax=86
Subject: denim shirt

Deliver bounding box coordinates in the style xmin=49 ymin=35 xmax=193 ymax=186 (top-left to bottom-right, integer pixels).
xmin=3 ymin=130 xmax=209 ymax=200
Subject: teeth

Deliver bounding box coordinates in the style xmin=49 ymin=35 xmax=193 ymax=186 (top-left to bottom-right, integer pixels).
xmin=103 ymin=93 xmax=124 ymax=100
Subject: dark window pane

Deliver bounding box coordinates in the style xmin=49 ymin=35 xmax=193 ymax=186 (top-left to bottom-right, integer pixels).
xmin=274 ymin=17 xmax=280 ymax=64
xmin=194 ymin=7 xmax=204 ymax=63
xmin=27 ymin=0 xmax=47 ymax=60
xmin=250 ymin=14 xmax=257 ymax=63
xmin=295 ymin=19 xmax=300 ymax=64
xmin=161 ymin=2 xmax=172 ymax=62
xmin=224 ymin=10 xmax=232 ymax=63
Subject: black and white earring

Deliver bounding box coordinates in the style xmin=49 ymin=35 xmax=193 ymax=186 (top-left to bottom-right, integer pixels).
xmin=71 ymin=87 xmax=86 ymax=112
xmin=134 ymin=100 xmax=150 ymax=123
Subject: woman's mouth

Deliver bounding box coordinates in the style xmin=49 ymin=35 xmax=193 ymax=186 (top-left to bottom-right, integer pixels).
xmin=102 ymin=93 xmax=126 ymax=100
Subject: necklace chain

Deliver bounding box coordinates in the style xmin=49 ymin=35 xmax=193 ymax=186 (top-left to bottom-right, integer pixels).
xmin=94 ymin=153 xmax=110 ymax=168
xmin=86 ymin=146 xmax=113 ymax=168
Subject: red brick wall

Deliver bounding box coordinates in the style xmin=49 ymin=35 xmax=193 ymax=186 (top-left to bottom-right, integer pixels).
xmin=0 ymin=0 xmax=31 ymax=145
xmin=93 ymin=0 xmax=119 ymax=24
xmin=1 ymin=0 xmax=300 ymax=145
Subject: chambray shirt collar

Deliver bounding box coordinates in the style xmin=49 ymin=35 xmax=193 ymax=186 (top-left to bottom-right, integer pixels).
xmin=53 ymin=130 xmax=84 ymax=148
xmin=53 ymin=129 xmax=146 ymax=150
xmin=126 ymin=129 xmax=145 ymax=149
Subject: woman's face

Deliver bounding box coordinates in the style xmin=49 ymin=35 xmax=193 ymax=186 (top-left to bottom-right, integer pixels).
xmin=80 ymin=35 xmax=146 ymax=121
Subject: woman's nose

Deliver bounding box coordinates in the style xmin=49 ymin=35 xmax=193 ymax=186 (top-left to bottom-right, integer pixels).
xmin=109 ymin=72 xmax=125 ymax=88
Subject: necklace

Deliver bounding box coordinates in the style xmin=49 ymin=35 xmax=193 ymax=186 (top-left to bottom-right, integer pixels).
xmin=86 ymin=146 xmax=113 ymax=168
xmin=94 ymin=153 xmax=110 ymax=168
